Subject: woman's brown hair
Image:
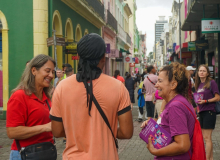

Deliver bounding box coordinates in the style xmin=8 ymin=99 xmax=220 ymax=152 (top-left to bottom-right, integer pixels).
xmin=161 ymin=62 xmax=190 ymax=101
xmin=195 ymin=64 xmax=212 ymax=91
xmin=11 ymin=54 xmax=56 ymax=98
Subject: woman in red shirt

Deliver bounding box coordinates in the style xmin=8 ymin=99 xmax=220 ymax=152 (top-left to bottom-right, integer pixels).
xmin=113 ymin=70 xmax=125 ymax=84
xmin=6 ymin=54 xmax=56 ymax=160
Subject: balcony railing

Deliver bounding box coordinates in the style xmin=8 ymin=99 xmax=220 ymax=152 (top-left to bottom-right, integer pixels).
xmin=106 ymin=9 xmax=117 ymax=32
xmin=118 ymin=24 xmax=126 ymax=43
xmin=126 ymin=33 xmax=131 ymax=45
xmin=85 ymin=0 xmax=105 ymax=21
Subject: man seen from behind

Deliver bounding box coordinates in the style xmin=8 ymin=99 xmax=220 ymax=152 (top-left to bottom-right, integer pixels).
xmin=50 ymin=33 xmax=133 ymax=160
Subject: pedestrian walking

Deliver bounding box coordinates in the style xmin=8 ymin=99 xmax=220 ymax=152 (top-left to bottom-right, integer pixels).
xmin=53 ymin=69 xmax=63 ymax=88
xmin=135 ymin=71 xmax=141 ymax=85
xmin=195 ymin=64 xmax=220 ymax=160
xmin=125 ymin=73 xmax=136 ymax=110
xmin=6 ymin=54 xmax=56 ymax=160
xmin=50 ymin=33 xmax=133 ymax=160
xmin=152 ymin=89 xmax=163 ymax=120
xmin=137 ymin=84 xmax=146 ymax=122
xmin=141 ymin=62 xmax=196 ymax=160
xmin=114 ymin=70 xmax=125 ymax=84
xmin=143 ymin=65 xmax=157 ymax=120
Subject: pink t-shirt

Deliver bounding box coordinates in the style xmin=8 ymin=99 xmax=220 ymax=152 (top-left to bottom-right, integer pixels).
xmin=155 ymin=95 xmax=195 ymax=160
xmin=143 ymin=74 xmax=158 ymax=101
xmin=155 ymin=90 xmax=162 ymax=100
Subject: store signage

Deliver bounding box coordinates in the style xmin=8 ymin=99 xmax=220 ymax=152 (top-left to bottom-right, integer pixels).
xmin=168 ymin=49 xmax=173 ymax=52
xmin=116 ymin=58 xmax=123 ymax=62
xmin=178 ymin=52 xmax=192 ymax=59
xmin=135 ymin=57 xmax=139 ymax=64
xmin=72 ymin=55 xmax=79 ymax=60
xmin=188 ymin=42 xmax=196 ymax=51
xmin=124 ymin=56 xmax=133 ymax=63
xmin=135 ymin=64 xmax=140 ymax=68
xmin=106 ymin=44 xmax=110 ymax=53
xmin=195 ymin=40 xmax=209 ymax=51
xmin=129 ymin=63 xmax=135 ymax=67
xmin=65 ymin=42 xmax=77 ymax=54
xmin=202 ymin=18 xmax=220 ymax=33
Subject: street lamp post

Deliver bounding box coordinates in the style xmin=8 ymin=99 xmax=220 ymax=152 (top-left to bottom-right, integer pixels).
xmin=179 ymin=0 xmax=182 ymax=63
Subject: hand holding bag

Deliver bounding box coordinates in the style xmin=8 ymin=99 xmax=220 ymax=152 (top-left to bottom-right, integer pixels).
xmin=15 ymin=100 xmax=57 ymax=160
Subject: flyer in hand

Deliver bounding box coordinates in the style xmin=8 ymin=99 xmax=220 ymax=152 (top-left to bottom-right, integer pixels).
xmin=193 ymin=93 xmax=204 ymax=103
xmin=139 ymin=119 xmax=172 ymax=149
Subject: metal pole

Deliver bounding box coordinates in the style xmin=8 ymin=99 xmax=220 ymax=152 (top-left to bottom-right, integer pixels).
xmin=53 ymin=30 xmax=58 ymax=70
xmin=179 ymin=0 xmax=182 ymax=62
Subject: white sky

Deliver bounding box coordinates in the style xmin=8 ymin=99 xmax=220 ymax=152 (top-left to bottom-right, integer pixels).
xmin=136 ymin=0 xmax=174 ymax=55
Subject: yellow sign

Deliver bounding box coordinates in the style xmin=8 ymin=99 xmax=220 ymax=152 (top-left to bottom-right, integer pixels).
xmin=66 ymin=43 xmax=77 ymax=50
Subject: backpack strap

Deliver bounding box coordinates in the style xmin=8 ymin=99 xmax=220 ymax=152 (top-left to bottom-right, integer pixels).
xmin=147 ymin=76 xmax=155 ymax=85
xmin=173 ymin=100 xmax=196 ymax=159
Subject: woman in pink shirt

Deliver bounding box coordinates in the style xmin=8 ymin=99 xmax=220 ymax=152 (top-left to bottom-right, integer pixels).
xmin=141 ymin=62 xmax=197 ymax=160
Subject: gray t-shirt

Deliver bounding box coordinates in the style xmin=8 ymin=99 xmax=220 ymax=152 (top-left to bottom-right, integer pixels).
xmin=54 ymin=77 xmax=59 ymax=88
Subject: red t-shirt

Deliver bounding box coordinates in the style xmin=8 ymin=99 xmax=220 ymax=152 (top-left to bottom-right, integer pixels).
xmin=6 ymin=90 xmax=53 ymax=150
xmin=113 ymin=76 xmax=125 ymax=83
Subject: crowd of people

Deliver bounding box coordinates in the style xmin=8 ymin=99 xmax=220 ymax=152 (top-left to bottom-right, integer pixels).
xmin=5 ymin=33 xmax=220 ymax=160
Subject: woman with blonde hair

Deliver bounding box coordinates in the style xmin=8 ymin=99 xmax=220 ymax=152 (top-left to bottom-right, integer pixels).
xmin=6 ymin=54 xmax=57 ymax=160
xmin=195 ymin=64 xmax=220 ymax=160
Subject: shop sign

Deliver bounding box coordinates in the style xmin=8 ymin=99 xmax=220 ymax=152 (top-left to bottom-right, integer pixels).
xmin=124 ymin=56 xmax=133 ymax=63
xmin=178 ymin=52 xmax=192 ymax=59
xmin=65 ymin=42 xmax=77 ymax=54
xmin=135 ymin=64 xmax=140 ymax=68
xmin=135 ymin=57 xmax=139 ymax=64
xmin=195 ymin=40 xmax=209 ymax=51
xmin=106 ymin=44 xmax=110 ymax=53
xmin=109 ymin=49 xmax=116 ymax=58
xmin=188 ymin=42 xmax=196 ymax=51
xmin=202 ymin=18 xmax=220 ymax=33
xmin=72 ymin=55 xmax=79 ymax=60
xmin=129 ymin=63 xmax=135 ymax=67
xmin=168 ymin=49 xmax=173 ymax=52
xmin=116 ymin=58 xmax=123 ymax=62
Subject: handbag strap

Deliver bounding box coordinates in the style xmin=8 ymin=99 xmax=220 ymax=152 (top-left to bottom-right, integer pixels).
xmin=15 ymin=99 xmax=53 ymax=151
xmin=93 ymin=96 xmax=118 ymax=149
xmin=173 ymin=100 xmax=196 ymax=159
xmin=147 ymin=76 xmax=155 ymax=85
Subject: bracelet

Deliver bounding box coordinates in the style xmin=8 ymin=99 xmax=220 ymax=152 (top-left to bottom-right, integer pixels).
xmin=205 ymin=100 xmax=207 ymax=103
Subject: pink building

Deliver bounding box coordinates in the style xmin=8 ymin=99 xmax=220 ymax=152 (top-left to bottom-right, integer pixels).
xmin=101 ymin=0 xmax=118 ymax=76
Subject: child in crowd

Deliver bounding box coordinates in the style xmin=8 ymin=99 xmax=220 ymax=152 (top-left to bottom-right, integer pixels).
xmin=138 ymin=84 xmax=146 ymax=122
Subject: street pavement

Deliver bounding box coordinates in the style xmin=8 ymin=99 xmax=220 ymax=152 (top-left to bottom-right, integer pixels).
xmin=1 ymin=88 xmax=220 ymax=159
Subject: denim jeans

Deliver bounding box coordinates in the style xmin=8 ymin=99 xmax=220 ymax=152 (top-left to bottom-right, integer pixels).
xmin=10 ymin=150 xmax=21 ymax=160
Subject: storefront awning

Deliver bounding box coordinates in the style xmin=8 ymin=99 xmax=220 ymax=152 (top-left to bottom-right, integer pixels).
xmin=176 ymin=42 xmax=189 ymax=54
xmin=182 ymin=0 xmax=220 ymax=31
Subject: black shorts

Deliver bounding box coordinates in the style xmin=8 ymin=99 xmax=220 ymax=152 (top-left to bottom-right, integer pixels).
xmin=199 ymin=111 xmax=216 ymax=129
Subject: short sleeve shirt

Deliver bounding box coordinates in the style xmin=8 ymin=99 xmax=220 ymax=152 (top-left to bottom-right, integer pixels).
xmin=114 ymin=75 xmax=125 ymax=83
xmin=196 ymin=80 xmax=219 ymax=112
xmin=50 ymin=74 xmax=131 ymax=160
xmin=144 ymin=74 xmax=158 ymax=101
xmin=155 ymin=95 xmax=195 ymax=160
xmin=6 ymin=90 xmax=53 ymax=150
